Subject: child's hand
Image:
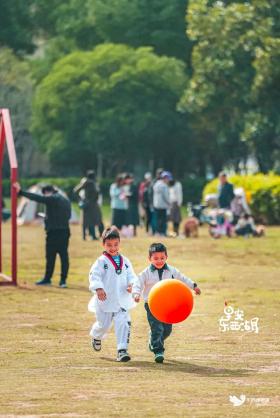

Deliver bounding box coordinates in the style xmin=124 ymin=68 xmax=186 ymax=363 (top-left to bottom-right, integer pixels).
xmin=194 ymin=287 xmax=201 ymax=295
xmin=126 ymin=284 xmax=132 ymax=293
xmin=96 ymin=288 xmax=107 ymax=301
xmin=134 ymin=294 xmax=140 ymax=303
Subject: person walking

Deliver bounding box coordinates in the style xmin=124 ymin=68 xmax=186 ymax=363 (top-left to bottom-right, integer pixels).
xmin=139 ymin=173 xmax=153 ymax=234
xmin=124 ymin=173 xmax=140 ymax=236
xmin=74 ymin=170 xmax=104 ymax=240
xmin=169 ymin=177 xmax=183 ymax=236
xmin=109 ymin=174 xmax=128 ymax=230
xmin=153 ymin=171 xmax=171 ymax=236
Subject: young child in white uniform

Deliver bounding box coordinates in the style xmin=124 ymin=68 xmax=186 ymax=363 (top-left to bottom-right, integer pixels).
xmin=88 ymin=227 xmax=136 ymax=362
xmin=133 ymin=243 xmax=201 ymax=363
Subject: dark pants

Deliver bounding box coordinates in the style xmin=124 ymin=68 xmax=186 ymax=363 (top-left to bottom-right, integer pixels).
xmin=112 ymin=209 xmax=127 ymax=229
xmin=155 ymin=209 xmax=167 ymax=235
xmin=145 ymin=303 xmax=172 ymax=354
xmin=83 ymin=222 xmax=104 ymax=240
xmin=235 ymin=225 xmax=254 ymax=236
xmin=44 ymin=229 xmax=70 ymax=282
xmin=144 ymin=207 xmax=152 ymax=233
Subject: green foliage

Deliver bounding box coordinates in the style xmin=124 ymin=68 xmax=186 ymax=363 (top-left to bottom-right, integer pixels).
xmin=92 ymin=0 xmax=191 ymax=61
xmin=31 ymin=44 xmax=188 ymax=173
xmin=203 ymin=174 xmax=280 ymax=224
xmin=181 ymin=176 xmax=207 ymax=204
xmin=0 ymin=0 xmax=35 ymax=54
xmin=0 ymin=48 xmax=34 ymax=176
xmin=179 ymin=0 xmax=280 ymax=174
xmin=1 ymin=0 xmax=279 ymax=179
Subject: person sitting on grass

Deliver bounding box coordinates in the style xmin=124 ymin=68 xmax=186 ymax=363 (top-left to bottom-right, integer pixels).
xmin=132 ymin=243 xmax=201 ymax=363
xmin=235 ymin=213 xmax=265 ymax=237
xmin=88 ymin=226 xmax=137 ymax=362
xmin=208 ymin=210 xmax=233 ymax=239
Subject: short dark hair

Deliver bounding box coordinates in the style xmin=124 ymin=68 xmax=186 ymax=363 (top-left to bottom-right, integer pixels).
xmin=149 ymin=243 xmax=167 ymax=257
xmin=102 ymin=226 xmax=120 ymax=243
xmin=41 ymin=185 xmax=56 ymax=194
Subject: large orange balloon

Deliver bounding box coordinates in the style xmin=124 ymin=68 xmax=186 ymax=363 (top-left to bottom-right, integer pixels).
xmin=148 ymin=279 xmax=194 ymax=324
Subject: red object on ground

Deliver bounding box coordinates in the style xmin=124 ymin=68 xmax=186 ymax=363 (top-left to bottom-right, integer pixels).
xmin=0 ymin=109 xmax=18 ymax=286
xmin=148 ymin=279 xmax=194 ymax=324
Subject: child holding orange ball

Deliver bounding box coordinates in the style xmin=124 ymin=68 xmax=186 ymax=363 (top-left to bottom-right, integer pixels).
xmin=132 ymin=243 xmax=201 ymax=363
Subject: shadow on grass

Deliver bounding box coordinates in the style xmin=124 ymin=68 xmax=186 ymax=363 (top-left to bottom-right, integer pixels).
xmin=100 ymin=356 xmax=252 ymax=377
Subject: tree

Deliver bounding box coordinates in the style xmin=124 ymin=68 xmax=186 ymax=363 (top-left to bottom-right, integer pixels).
xmin=0 ymin=0 xmax=36 ymax=54
xmin=179 ymin=0 xmax=280 ymax=173
xmin=32 ymin=44 xmax=189 ymax=175
xmin=91 ymin=0 xmax=191 ymax=61
xmin=31 ymin=0 xmax=192 ymax=85
xmin=0 ymin=48 xmax=35 ymax=176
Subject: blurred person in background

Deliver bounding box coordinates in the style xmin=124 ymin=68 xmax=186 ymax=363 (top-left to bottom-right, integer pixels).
xmin=169 ymin=177 xmax=183 ymax=236
xmin=74 ymin=170 xmax=104 ymax=240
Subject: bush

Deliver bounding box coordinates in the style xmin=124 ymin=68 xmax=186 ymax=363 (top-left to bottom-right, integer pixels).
xmin=181 ymin=177 xmax=207 ymax=204
xmin=203 ymin=174 xmax=280 ymax=224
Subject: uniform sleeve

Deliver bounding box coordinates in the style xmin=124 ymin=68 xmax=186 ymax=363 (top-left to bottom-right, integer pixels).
xmin=125 ymin=258 xmax=137 ymax=286
xmin=132 ymin=270 xmax=147 ymax=296
xmin=89 ymin=259 xmax=104 ymax=292
xmin=173 ymin=267 xmax=195 ymax=290
xmin=19 ymin=190 xmax=53 ymax=204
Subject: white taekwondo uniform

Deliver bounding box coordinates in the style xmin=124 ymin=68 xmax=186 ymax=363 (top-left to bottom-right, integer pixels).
xmin=88 ymin=253 xmax=137 ymax=350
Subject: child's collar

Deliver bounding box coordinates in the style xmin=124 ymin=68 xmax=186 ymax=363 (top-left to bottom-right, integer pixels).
xmin=150 ymin=263 xmax=169 ymax=272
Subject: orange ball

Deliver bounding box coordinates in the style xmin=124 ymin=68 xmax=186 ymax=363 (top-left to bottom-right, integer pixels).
xmin=148 ymin=279 xmax=194 ymax=324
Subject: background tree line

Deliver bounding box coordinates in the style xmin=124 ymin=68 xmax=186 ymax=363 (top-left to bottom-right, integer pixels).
xmin=0 ymin=0 xmax=279 ymax=179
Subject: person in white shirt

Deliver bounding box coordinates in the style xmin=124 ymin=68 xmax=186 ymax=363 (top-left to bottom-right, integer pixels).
xmin=169 ymin=178 xmax=183 ymax=236
xmin=88 ymin=227 xmax=137 ymax=362
xmin=132 ymin=243 xmax=201 ymax=363
xmin=153 ymin=171 xmax=171 ymax=235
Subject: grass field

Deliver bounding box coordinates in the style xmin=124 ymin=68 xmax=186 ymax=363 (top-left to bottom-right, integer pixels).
xmin=1 ymin=223 xmax=279 ymax=417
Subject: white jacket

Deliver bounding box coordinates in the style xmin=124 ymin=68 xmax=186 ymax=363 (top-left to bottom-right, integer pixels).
xmin=153 ymin=180 xmax=170 ymax=209
xmin=132 ymin=264 xmax=195 ymax=302
xmin=88 ymin=254 xmax=137 ymax=312
xmin=169 ymin=181 xmax=183 ymax=206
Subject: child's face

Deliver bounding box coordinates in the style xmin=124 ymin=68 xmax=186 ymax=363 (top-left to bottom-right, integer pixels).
xmin=103 ymin=238 xmax=120 ymax=256
xmin=149 ymin=252 xmax=168 ymax=269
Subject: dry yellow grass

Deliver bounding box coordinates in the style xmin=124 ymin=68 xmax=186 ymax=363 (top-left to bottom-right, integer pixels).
xmin=0 ymin=223 xmax=280 ymax=417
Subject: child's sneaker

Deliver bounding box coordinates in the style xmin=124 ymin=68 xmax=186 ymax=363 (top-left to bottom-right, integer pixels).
xmin=92 ymin=338 xmax=102 ymax=351
xmin=117 ymin=349 xmax=131 ymax=362
xmin=154 ymin=352 xmax=164 ymax=363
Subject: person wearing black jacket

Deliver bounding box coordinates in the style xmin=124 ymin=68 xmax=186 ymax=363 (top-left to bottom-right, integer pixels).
xmin=14 ymin=182 xmax=71 ymax=287
xmin=218 ymin=172 xmax=235 ymax=209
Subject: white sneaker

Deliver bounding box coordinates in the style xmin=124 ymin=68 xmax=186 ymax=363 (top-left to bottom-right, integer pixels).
xmin=117 ymin=349 xmax=131 ymax=362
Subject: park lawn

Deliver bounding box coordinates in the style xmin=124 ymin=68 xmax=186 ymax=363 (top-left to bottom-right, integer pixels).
xmin=0 ymin=223 xmax=279 ymax=418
